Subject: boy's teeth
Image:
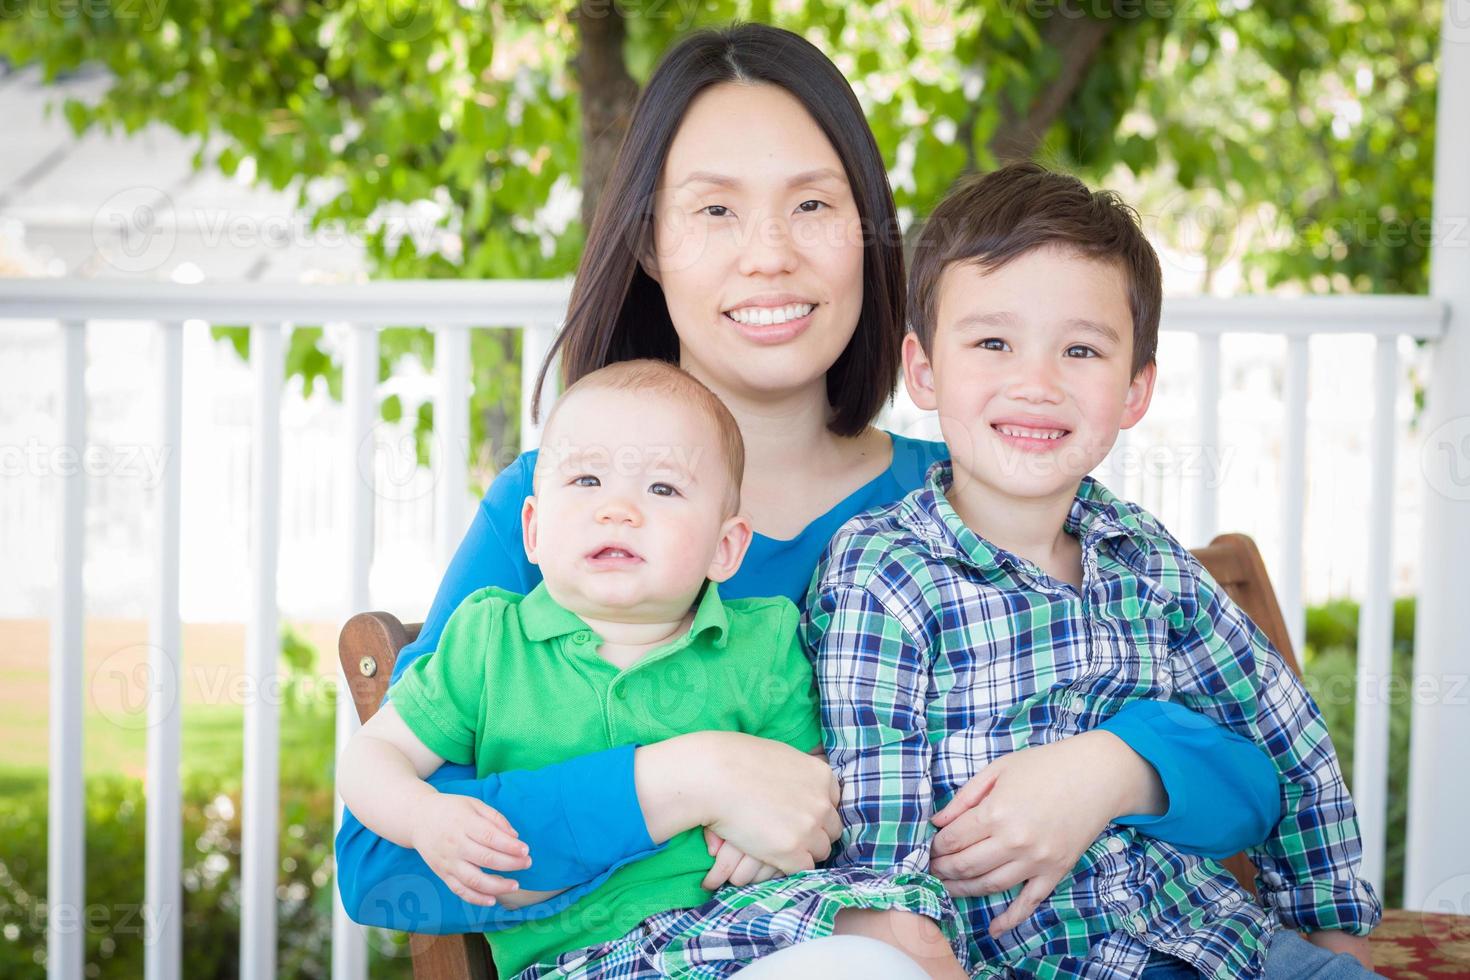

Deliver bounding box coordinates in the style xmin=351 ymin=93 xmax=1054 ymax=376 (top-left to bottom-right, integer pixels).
xmin=726 ymin=303 xmax=815 ymax=326
xmin=995 ymin=424 xmax=1067 ymax=440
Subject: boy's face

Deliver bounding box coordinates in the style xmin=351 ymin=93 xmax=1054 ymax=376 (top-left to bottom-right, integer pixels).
xmin=903 ymin=245 xmax=1156 ymax=504
xmin=523 ymin=388 xmax=751 ymax=624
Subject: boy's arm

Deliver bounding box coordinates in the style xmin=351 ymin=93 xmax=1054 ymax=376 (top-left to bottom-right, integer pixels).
xmin=806 ymin=582 xmax=939 ymax=872
xmin=1168 ymin=558 xmax=1381 ymax=936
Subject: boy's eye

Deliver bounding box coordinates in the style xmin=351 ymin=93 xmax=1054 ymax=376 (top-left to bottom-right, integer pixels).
xmin=976 ymin=338 xmax=1010 ymax=352
xmin=1066 ymin=345 xmax=1099 ymax=358
xmin=796 ymin=200 xmax=827 ymax=213
xmin=572 ymin=475 xmax=600 ymax=487
xmin=701 ymin=205 xmax=731 ymax=218
xmin=648 ymin=482 xmax=679 ymax=497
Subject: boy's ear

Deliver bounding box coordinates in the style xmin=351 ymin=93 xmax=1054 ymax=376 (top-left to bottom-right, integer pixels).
xmin=521 ymin=495 xmax=540 ymax=565
xmin=1119 ymin=360 xmax=1157 ymax=430
xmin=902 ymin=332 xmax=938 ymax=411
xmin=705 ymin=511 xmax=753 ymax=584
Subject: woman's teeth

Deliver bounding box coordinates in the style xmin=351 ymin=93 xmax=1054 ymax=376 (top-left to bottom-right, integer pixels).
xmin=994 ymin=424 xmax=1069 ymax=441
xmin=726 ymin=303 xmax=815 ymax=326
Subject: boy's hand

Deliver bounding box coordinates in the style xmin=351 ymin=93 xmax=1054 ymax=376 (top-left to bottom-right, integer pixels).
xmin=410 ymin=793 xmax=532 ymax=906
xmin=700 ymin=827 xmax=784 ymax=891
xmin=1305 ymin=930 xmax=1373 ymax=970
xmin=929 ymin=731 xmax=1146 ymax=936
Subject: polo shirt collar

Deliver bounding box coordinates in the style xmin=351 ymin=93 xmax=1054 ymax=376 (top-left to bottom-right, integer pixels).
xmin=518 ymin=578 xmax=731 ymax=649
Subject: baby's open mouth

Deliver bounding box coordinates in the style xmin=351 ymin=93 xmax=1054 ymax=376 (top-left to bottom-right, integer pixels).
xmin=588 ymin=546 xmax=641 ymax=561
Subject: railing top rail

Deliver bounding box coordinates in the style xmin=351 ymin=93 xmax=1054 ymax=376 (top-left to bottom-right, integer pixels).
xmin=0 ymin=279 xmax=1448 ymax=338
xmin=0 ymin=278 xmax=574 ymax=327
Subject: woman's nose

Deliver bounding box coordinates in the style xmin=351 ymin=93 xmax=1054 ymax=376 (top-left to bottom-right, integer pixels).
xmin=737 ymin=213 xmax=798 ymax=277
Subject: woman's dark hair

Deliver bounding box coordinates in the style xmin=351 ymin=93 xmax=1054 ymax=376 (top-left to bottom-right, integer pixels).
xmin=530 ymin=23 xmax=904 ymax=437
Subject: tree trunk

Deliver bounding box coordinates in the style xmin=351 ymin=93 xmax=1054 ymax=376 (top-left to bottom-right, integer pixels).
xmin=573 ymin=4 xmax=640 ymax=233
xmin=986 ymin=5 xmax=1118 ymax=163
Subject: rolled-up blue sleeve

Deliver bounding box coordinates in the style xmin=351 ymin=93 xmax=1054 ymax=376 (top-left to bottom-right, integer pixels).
xmin=336 ymin=745 xmax=662 ymax=931
xmin=336 ymin=451 xmax=664 ymax=931
xmin=1102 ymin=699 xmax=1282 ymax=858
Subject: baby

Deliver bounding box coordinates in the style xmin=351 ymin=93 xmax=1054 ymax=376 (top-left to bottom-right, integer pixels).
xmin=339 ymin=359 xmax=969 ymax=979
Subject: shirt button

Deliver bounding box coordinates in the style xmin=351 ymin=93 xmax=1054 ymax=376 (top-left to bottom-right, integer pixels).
xmin=573 ymin=630 xmax=592 ymax=644
xmin=1108 ymin=837 xmax=1125 ymax=854
xmin=1130 ymin=914 xmax=1148 ymax=934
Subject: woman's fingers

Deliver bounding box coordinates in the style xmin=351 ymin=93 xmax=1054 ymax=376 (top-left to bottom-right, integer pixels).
xmin=932 ymin=768 xmax=999 ymax=828
xmin=701 ymin=841 xmax=743 ymax=891
xmin=987 ymin=874 xmax=1058 ymax=937
xmin=931 ymin=801 xmax=993 ymax=858
xmin=929 ymin=834 xmax=1006 ymax=882
xmin=703 ymin=826 xmax=725 ymax=856
xmin=727 ymin=853 xmax=764 ymax=887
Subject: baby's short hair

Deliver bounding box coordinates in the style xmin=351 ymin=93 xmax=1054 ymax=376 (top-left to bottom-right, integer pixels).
xmin=908 ymin=162 xmax=1162 ymax=376
xmin=542 ymin=359 xmax=744 ymax=515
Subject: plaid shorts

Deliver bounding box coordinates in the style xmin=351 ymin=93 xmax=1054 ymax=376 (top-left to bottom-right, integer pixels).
xmin=512 ymin=865 xmax=969 ymax=980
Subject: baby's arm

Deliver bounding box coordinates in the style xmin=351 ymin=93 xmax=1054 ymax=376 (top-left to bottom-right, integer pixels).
xmin=339 ymin=703 xmax=532 ymax=906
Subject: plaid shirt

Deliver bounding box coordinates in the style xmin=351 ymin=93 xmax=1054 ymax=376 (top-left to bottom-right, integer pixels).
xmin=801 ymin=461 xmax=1380 ymax=980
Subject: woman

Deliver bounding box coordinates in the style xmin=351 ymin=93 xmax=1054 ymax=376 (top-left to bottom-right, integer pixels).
xmin=337 ymin=23 xmax=1280 ymax=978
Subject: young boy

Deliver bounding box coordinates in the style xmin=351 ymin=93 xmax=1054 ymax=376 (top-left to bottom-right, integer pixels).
xmin=339 ymin=360 xmax=971 ymax=980
xmin=803 ymin=163 xmax=1381 ymax=979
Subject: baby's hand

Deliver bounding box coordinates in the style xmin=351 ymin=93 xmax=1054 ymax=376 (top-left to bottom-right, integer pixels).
xmin=410 ymin=793 xmax=532 ymax=906
xmin=700 ymin=826 xmax=784 ymax=891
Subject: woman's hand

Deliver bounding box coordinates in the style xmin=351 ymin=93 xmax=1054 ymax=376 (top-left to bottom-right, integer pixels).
xmin=636 ymin=732 xmax=842 ymax=873
xmin=928 ymin=730 xmax=1165 ymax=936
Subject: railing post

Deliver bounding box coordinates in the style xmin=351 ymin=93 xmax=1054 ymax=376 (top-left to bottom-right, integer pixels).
xmin=433 ymin=324 xmax=470 ymax=564
xmin=332 ymin=322 xmax=375 ymax=980
xmin=49 ymin=320 xmax=87 ymax=980
xmin=1405 ymin=0 xmax=1470 ymax=911
xmin=144 ymin=321 xmax=185 ymax=980
xmin=241 ymin=322 xmax=285 ymax=980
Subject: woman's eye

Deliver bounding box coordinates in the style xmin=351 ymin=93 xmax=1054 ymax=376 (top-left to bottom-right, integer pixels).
xmin=648 ymin=483 xmax=679 ymax=497
xmin=796 ymin=200 xmax=827 ymax=213
xmin=701 ymin=205 xmax=731 ymax=218
xmin=1066 ymin=345 xmax=1098 ymax=358
xmin=572 ymin=475 xmax=600 ymax=487
xmin=976 ymin=338 xmax=1009 ymax=352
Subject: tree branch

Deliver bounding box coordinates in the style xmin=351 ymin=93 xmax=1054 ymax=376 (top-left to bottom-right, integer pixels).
xmin=986 ymin=4 xmax=1118 ymax=163
xmin=573 ymin=3 xmax=639 ymax=232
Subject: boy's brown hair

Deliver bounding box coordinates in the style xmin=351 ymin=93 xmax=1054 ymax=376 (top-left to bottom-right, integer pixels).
xmin=539 ymin=359 xmax=745 ymax=516
xmin=908 ymin=162 xmax=1162 ymax=376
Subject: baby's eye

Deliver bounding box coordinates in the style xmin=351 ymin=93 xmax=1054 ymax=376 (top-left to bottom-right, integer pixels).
xmin=648 ymin=482 xmax=680 ymax=497
xmin=572 ymin=475 xmax=600 ymax=487
xmin=1066 ymin=345 xmax=1098 ymax=358
xmin=796 ymin=200 xmax=827 ymax=213
xmin=701 ymin=205 xmax=731 ymax=218
xmin=976 ymin=338 xmax=1010 ymax=352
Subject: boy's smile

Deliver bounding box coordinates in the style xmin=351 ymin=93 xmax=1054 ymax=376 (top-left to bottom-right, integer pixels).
xmin=903 ymin=245 xmax=1156 ymax=535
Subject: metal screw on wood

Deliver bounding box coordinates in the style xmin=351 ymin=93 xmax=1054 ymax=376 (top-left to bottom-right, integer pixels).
xmin=359 ymin=656 xmax=378 ymax=677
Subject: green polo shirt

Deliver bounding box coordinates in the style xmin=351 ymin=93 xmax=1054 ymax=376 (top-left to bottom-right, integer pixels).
xmin=389 ymin=579 xmax=823 ymax=977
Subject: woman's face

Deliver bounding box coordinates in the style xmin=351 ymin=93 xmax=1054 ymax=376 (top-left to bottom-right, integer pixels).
xmin=648 ymin=82 xmax=867 ymax=405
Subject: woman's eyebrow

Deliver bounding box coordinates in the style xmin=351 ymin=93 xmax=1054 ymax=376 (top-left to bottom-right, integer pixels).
xmin=673 ymin=168 xmax=847 ymax=189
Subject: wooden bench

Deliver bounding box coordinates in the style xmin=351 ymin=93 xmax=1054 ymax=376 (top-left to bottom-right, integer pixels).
xmin=337 ymin=533 xmax=1464 ymax=979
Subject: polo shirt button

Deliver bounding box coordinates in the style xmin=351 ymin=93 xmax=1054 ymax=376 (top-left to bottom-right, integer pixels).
xmin=573 ymin=630 xmax=592 ymax=644
xmin=615 ymin=687 xmax=627 ymax=700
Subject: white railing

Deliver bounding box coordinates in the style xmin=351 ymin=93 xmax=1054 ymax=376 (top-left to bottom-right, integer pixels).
xmin=0 ymin=278 xmax=1452 ymax=980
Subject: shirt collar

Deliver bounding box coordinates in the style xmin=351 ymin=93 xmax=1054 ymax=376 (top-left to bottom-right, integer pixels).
xmin=518 ymin=578 xmax=731 ymax=649
xmin=903 ymin=460 xmax=1139 ymax=577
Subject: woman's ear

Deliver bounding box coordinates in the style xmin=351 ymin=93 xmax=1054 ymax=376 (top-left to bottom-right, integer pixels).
xmin=1119 ymin=360 xmax=1157 ymax=430
xmin=705 ymin=512 xmax=753 ymax=584
xmin=902 ymin=332 xmax=939 ymax=411
xmin=521 ymin=495 xmax=540 ymax=565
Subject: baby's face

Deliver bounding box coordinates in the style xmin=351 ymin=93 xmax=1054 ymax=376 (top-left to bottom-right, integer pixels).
xmin=524 ymin=388 xmax=746 ymax=625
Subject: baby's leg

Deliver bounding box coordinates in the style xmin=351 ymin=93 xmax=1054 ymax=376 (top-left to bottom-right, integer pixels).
xmin=832 ymin=907 xmax=969 ymax=980
xmin=727 ymin=935 xmax=932 ymax=979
